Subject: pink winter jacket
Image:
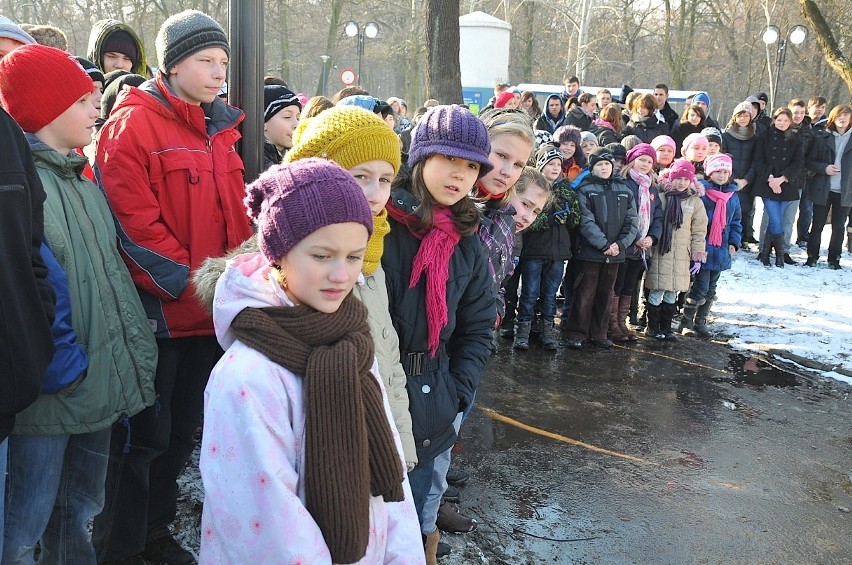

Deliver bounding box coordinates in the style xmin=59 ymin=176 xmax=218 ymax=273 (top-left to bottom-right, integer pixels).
xmin=200 ymin=253 xmax=425 ymax=564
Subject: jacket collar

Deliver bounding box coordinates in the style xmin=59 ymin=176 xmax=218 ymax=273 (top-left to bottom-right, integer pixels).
xmin=25 ymin=133 xmax=88 ymax=179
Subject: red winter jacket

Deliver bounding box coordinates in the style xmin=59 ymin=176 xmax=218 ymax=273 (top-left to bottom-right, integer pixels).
xmin=96 ymin=74 xmax=253 ymax=338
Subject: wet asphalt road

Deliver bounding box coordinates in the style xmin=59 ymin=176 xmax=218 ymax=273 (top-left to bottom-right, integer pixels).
xmin=443 ymin=332 xmax=852 ymax=564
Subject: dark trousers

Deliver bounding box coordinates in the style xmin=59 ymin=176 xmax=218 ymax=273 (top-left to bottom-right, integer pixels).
xmin=739 ymin=191 xmax=756 ymax=240
xmin=93 ymin=336 xmax=220 ymax=561
xmin=797 ymin=185 xmax=813 ymax=242
xmin=502 ymin=265 xmax=521 ymax=326
xmin=613 ymin=258 xmax=645 ymax=297
xmin=808 ymin=192 xmax=851 ymax=263
xmin=565 ymin=260 xmax=619 ymax=341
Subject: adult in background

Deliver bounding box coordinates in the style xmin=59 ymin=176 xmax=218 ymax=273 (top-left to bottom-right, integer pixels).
xmin=805 ymin=104 xmax=852 ymax=269
xmin=721 ymin=101 xmax=759 ymax=246
xmin=751 ymin=108 xmax=805 ymax=268
xmin=623 ymin=93 xmax=669 ymax=143
xmin=0 ymin=106 xmax=55 ymax=558
xmin=536 ymin=93 xmax=566 ymax=135
xmin=565 ymin=92 xmax=596 ymax=131
xmin=671 ymin=104 xmax=708 ymax=156
xmin=654 ymin=83 xmax=680 ymax=126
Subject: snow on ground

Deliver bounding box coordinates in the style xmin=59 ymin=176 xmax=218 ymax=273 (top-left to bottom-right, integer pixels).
xmin=712 ymin=222 xmax=852 ymax=382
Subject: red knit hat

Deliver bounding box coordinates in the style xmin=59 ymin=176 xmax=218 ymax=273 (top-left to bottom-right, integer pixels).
xmin=494 ymin=90 xmax=516 ymax=108
xmin=0 ymin=44 xmax=94 ymax=133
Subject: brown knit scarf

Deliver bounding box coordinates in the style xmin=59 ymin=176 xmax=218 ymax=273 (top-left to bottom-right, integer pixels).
xmin=230 ymin=295 xmax=405 ymax=564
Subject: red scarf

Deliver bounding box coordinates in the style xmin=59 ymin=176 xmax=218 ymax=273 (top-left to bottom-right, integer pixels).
xmin=387 ymin=203 xmax=461 ymax=356
xmin=474 ymin=183 xmax=506 ymax=201
xmin=705 ymin=189 xmax=734 ymax=247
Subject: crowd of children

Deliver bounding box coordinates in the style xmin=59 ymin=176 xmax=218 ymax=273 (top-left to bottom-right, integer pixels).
xmin=1 ymin=9 xmax=852 ymax=565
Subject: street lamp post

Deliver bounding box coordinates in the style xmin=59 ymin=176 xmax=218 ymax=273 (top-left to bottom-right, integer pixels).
xmin=319 ymin=55 xmax=330 ymax=97
xmin=761 ymin=24 xmax=808 ymax=110
xmin=344 ymin=21 xmax=378 ymax=86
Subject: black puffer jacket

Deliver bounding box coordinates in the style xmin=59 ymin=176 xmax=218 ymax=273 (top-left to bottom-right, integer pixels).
xmin=623 ymin=114 xmax=670 ymax=144
xmin=574 ymin=173 xmax=639 ymax=263
xmin=621 ymin=175 xmax=664 ymax=260
xmin=565 ymin=105 xmax=593 ymax=131
xmin=721 ymin=127 xmax=757 ymax=189
xmin=670 ymin=120 xmax=706 ymax=156
xmin=789 ymin=121 xmax=816 ymax=191
xmin=751 ymin=125 xmax=805 ymax=202
xmin=0 ymin=108 xmax=55 ymax=441
xmin=382 ymin=187 xmax=495 ymax=465
xmin=806 ymin=127 xmax=852 ymax=207
xmin=589 ymin=123 xmax=620 ymax=147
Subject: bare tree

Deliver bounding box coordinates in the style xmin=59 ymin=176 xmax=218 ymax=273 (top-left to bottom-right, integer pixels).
xmin=424 ymin=0 xmax=462 ymax=103
xmin=799 ymin=0 xmax=852 ymax=96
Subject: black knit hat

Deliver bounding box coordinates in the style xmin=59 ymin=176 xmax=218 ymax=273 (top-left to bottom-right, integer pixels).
xmin=101 ymin=72 xmax=145 ymax=120
xmin=155 ymin=10 xmax=229 ymax=72
xmin=263 ymin=85 xmax=301 ymax=122
xmin=101 ymin=29 xmax=138 ymax=69
xmin=74 ymin=56 xmax=105 ymax=86
xmin=588 ymin=147 xmax=615 ymax=170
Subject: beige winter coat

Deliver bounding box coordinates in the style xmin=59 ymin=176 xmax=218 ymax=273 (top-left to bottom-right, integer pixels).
xmin=645 ymin=191 xmax=708 ymax=293
xmin=193 ymin=237 xmax=417 ymax=467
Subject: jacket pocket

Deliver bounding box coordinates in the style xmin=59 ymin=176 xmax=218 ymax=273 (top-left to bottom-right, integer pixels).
xmin=150 ymin=149 xmax=213 ymax=189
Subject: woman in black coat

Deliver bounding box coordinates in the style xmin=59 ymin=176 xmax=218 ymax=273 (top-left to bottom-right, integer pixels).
xmin=805 ymin=104 xmax=852 ymax=269
xmin=751 ymin=108 xmax=805 ymax=267
xmin=721 ymin=102 xmax=758 ymax=245
xmin=670 ymin=104 xmax=707 ymax=157
xmin=622 ymin=93 xmax=669 ymax=144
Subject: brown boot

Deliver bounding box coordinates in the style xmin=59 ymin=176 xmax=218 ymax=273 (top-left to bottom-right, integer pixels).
xmin=436 ymin=500 xmax=478 ymax=532
xmin=607 ymin=294 xmax=628 ymax=341
xmin=617 ymin=294 xmax=637 ymax=341
xmin=423 ymin=530 xmax=439 ymax=565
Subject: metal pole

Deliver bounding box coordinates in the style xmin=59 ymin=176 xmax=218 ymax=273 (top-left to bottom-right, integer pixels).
xmin=774 ymin=39 xmax=787 ymax=111
xmin=229 ymin=0 xmax=265 ymax=184
xmin=357 ymin=31 xmax=364 ymax=85
xmin=320 ymin=55 xmax=330 ymax=97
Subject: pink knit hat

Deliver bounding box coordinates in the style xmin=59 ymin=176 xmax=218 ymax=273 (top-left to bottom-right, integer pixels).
xmin=651 ymin=135 xmax=676 ymax=151
xmin=626 ymin=143 xmax=656 ymax=164
xmin=704 ymin=153 xmax=733 ymax=177
xmin=681 ymin=133 xmax=709 ymax=155
xmin=666 ymin=159 xmax=696 ymax=183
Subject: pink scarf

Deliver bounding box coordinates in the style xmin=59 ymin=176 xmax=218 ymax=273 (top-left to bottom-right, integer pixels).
xmin=628 ymin=168 xmax=652 ymax=240
xmin=704 ymin=189 xmax=734 ymax=247
xmin=387 ymin=204 xmax=461 ymax=356
xmin=592 ymin=118 xmax=614 ymax=130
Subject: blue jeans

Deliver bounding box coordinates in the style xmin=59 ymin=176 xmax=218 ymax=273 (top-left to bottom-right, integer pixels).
xmin=414 ymin=412 xmax=463 ymax=535
xmin=687 ymin=269 xmax=722 ymax=304
xmin=407 ymin=458 xmax=436 ymax=534
xmin=1 ymin=438 xmax=7 ymax=558
xmin=761 ymin=198 xmax=792 ymax=236
xmin=518 ymin=259 xmax=564 ymax=323
xmin=3 ymin=429 xmax=110 ymax=564
xmin=760 ymin=199 xmax=797 ymax=250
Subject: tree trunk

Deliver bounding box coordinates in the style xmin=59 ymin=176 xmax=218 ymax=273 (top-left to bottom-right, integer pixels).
xmin=315 ymin=0 xmax=345 ymax=97
xmin=799 ymin=0 xmax=852 ymax=97
xmin=425 ymin=0 xmax=462 ymax=104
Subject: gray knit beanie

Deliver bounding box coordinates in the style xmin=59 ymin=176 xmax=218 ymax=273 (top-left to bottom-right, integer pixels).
xmin=155 ymin=10 xmax=229 ymax=72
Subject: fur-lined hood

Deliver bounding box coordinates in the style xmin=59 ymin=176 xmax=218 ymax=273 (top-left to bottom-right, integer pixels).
xmin=193 ymin=236 xmax=259 ymax=313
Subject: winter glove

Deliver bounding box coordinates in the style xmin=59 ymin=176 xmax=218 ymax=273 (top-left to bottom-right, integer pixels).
xmin=689 ymin=261 xmax=702 ymax=275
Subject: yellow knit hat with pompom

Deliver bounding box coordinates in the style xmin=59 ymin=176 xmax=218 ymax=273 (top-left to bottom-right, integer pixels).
xmin=284 ymin=106 xmax=401 ymax=175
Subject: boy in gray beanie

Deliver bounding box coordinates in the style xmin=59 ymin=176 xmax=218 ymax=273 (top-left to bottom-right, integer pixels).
xmin=0 ymin=16 xmax=34 ymax=58
xmin=92 ymin=10 xmax=252 ymax=565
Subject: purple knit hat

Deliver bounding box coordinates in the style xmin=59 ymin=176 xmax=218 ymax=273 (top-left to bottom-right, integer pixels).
xmin=626 ymin=143 xmax=656 ymax=164
xmin=408 ymin=104 xmax=493 ymax=179
xmin=245 ymin=158 xmax=373 ymax=263
xmin=666 ymin=159 xmax=696 ymax=183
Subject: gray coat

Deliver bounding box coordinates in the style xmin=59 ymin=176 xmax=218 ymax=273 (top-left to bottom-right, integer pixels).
xmin=806 ymin=127 xmax=852 ymax=207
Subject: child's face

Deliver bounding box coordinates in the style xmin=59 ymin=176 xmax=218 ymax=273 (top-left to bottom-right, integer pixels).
xmin=709 ymin=170 xmax=731 ymax=185
xmin=348 ymin=160 xmax=395 ymax=216
xmin=687 ymin=109 xmax=702 ymax=126
xmin=559 ymin=141 xmax=576 ymax=160
xmin=592 ymin=160 xmax=613 ymax=179
xmin=656 ymin=145 xmax=675 ymax=167
xmin=277 ymin=223 xmax=369 ymax=314
xmin=612 ymin=157 xmax=626 ymax=171
xmin=632 ymin=155 xmax=655 ymax=175
xmin=264 ymin=106 xmax=301 ymax=149
xmin=510 ymin=183 xmax=549 ymax=232
xmin=168 ymin=47 xmax=228 ymax=105
xmin=581 ymin=140 xmax=597 ymax=155
xmin=479 ymin=133 xmax=533 ymax=196
xmin=503 ymin=97 xmax=520 ymax=110
xmin=541 ymin=159 xmax=562 ymax=183
xmin=671 ymin=176 xmax=691 ymax=192
xmin=39 ymin=90 xmax=99 ymax=153
xmin=707 ymin=141 xmax=721 ymax=155
xmin=685 ymin=144 xmax=708 ymax=163
xmin=421 ymin=154 xmax=480 ymax=206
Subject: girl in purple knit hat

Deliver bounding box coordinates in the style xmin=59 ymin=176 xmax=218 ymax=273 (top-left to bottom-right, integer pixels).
xmin=382 ymin=104 xmax=496 ymax=562
xmin=199 ymin=158 xmax=424 ymax=564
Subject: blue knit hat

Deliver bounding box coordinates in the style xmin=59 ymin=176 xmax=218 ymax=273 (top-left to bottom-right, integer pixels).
xmin=408 ymin=104 xmax=493 ymax=179
xmin=694 ymin=92 xmax=710 ymax=109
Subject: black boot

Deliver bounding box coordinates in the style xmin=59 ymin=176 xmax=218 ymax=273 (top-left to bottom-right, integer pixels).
xmin=659 ymin=302 xmax=678 ymax=340
xmin=693 ymin=299 xmax=714 ymax=337
xmin=771 ymin=233 xmax=786 ymax=268
xmin=645 ymin=304 xmax=665 ymax=340
xmin=758 ymin=236 xmax=771 ymax=266
xmin=513 ymin=320 xmax=531 ymax=350
xmin=679 ymin=298 xmax=700 ymax=335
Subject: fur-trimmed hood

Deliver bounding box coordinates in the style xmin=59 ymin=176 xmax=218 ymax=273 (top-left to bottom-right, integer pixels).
xmin=192 ymin=236 xmax=259 ymax=313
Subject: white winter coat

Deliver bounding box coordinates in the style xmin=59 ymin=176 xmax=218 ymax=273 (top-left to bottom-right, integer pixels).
xmin=200 ymin=252 xmax=425 ymax=564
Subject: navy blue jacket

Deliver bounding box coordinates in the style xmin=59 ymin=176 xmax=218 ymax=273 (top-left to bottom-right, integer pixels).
xmin=574 ymin=173 xmax=639 ymax=263
xmin=698 ymin=180 xmax=743 ymax=271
